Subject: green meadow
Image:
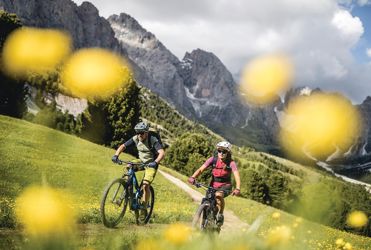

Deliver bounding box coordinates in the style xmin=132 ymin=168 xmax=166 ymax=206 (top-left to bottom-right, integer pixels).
xmin=0 ymin=115 xmax=370 ymax=249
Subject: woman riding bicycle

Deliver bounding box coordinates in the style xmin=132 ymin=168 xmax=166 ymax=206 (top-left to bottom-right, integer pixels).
xmin=188 ymin=141 xmax=241 ymax=226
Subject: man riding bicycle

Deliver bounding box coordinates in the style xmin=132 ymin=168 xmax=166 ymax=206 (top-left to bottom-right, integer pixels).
xmin=188 ymin=141 xmax=241 ymax=226
xmin=112 ymin=121 xmax=165 ymax=220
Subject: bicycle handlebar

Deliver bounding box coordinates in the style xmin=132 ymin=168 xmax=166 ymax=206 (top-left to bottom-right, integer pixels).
xmin=115 ymin=159 xmax=147 ymax=168
xmin=194 ymin=182 xmax=218 ymax=191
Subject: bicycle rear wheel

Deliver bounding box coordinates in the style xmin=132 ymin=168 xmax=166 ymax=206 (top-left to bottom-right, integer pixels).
xmin=100 ymin=178 xmax=129 ymax=228
xmin=135 ymin=185 xmax=155 ymax=225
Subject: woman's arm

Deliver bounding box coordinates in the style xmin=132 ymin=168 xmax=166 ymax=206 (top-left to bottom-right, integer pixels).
xmin=191 ymin=164 xmax=208 ymax=178
xmin=233 ymin=170 xmax=241 ymax=190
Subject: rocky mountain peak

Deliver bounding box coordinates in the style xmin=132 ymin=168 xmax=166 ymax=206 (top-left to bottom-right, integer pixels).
xmin=108 ymin=13 xmax=160 ymax=51
xmin=79 ymin=1 xmax=99 ymax=15
xmin=180 ymin=48 xmax=236 ymax=104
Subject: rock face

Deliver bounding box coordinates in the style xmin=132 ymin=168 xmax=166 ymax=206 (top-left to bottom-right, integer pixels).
xmin=108 ymin=14 xmax=280 ymax=141
xmin=0 ymin=0 xmax=284 ymax=149
xmin=357 ymin=96 xmax=371 ymax=154
xmin=179 ymin=49 xmax=246 ymax=123
xmin=0 ymin=0 xmax=119 ymax=50
xmin=108 ymin=13 xmax=195 ymax=118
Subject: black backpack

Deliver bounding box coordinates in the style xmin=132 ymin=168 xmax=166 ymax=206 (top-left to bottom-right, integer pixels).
xmin=148 ymin=130 xmax=164 ymax=154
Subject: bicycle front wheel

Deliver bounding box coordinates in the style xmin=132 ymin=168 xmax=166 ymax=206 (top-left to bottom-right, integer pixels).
xmin=100 ymin=178 xmax=129 ymax=228
xmin=192 ymin=203 xmax=209 ymax=231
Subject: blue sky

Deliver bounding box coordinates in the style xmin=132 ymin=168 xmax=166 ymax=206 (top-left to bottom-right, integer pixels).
xmin=351 ymin=4 xmax=371 ymax=63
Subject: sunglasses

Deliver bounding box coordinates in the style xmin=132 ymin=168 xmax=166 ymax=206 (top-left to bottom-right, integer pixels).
xmin=136 ymin=131 xmax=146 ymax=135
xmin=217 ymin=149 xmax=228 ymax=154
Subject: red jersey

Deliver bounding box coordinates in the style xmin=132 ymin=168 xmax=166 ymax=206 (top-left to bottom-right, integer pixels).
xmin=204 ymin=157 xmax=238 ymax=188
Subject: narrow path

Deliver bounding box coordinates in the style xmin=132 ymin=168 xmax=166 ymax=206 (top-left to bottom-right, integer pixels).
xmin=159 ymin=170 xmax=249 ymax=233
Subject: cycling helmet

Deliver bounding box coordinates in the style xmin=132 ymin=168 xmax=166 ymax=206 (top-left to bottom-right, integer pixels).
xmin=134 ymin=121 xmax=149 ymax=133
xmin=216 ymin=141 xmax=232 ymax=152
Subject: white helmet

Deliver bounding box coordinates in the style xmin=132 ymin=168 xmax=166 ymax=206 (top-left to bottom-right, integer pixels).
xmin=216 ymin=141 xmax=232 ymax=152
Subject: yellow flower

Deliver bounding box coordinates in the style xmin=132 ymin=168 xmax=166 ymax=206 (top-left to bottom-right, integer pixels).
xmin=61 ymin=48 xmax=131 ymax=99
xmin=15 ymin=186 xmax=75 ymax=236
xmin=335 ymin=238 xmax=345 ymax=246
xmin=343 ymin=242 xmax=353 ymax=250
xmin=135 ymin=239 xmax=161 ymax=250
xmin=272 ymin=212 xmax=281 ymax=219
xmin=267 ymin=225 xmax=292 ymax=246
xmin=346 ymin=211 xmax=368 ymax=228
xmin=2 ymin=27 xmax=71 ymax=77
xmin=164 ymin=223 xmax=192 ymax=245
xmin=295 ymin=217 xmax=303 ymax=223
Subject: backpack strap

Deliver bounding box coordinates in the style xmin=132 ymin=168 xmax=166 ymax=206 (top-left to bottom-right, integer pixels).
xmin=149 ymin=135 xmax=159 ymax=158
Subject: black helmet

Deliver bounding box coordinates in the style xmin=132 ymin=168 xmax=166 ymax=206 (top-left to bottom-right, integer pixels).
xmin=134 ymin=121 xmax=149 ymax=133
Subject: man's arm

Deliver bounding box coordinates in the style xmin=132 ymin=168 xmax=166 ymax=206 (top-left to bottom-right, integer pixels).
xmin=114 ymin=144 xmax=126 ymax=156
xmin=114 ymin=138 xmax=135 ymax=156
xmin=155 ymin=148 xmax=165 ymax=164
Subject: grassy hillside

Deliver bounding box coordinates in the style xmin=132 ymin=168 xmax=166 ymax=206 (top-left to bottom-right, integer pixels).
xmin=139 ymin=87 xmax=224 ymax=146
xmin=0 ymin=114 xmax=195 ymax=228
xmin=162 ymin=167 xmax=371 ymax=250
xmin=1 ymin=115 xmax=370 ymax=250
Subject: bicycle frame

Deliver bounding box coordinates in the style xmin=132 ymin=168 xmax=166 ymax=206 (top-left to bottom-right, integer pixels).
xmin=124 ymin=166 xmax=142 ymax=210
xmin=116 ymin=160 xmax=147 ymax=211
xmin=194 ymin=182 xmax=219 ymax=231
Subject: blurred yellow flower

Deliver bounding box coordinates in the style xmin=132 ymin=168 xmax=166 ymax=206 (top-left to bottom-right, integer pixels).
xmin=239 ymin=53 xmax=293 ymax=105
xmin=295 ymin=217 xmax=303 ymax=224
xmin=2 ymin=27 xmax=71 ymax=77
xmin=279 ymin=93 xmax=361 ymax=160
xmin=346 ymin=211 xmax=368 ymax=228
xmin=164 ymin=223 xmax=191 ymax=245
xmin=135 ymin=239 xmax=161 ymax=250
xmin=15 ymin=186 xmax=75 ymax=236
xmin=343 ymin=242 xmax=353 ymax=250
xmin=267 ymin=225 xmax=292 ymax=246
xmin=335 ymin=238 xmax=345 ymax=246
xmin=61 ymin=48 xmax=131 ymax=99
xmin=231 ymin=243 xmax=250 ymax=250
xmin=272 ymin=212 xmax=281 ymax=219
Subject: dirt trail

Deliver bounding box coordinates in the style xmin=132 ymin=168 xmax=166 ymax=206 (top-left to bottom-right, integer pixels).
xmin=159 ymin=170 xmax=249 ymax=233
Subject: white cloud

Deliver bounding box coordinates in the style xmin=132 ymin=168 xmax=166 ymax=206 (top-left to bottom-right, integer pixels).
xmin=72 ymin=0 xmax=371 ymax=103
xmin=357 ymin=0 xmax=371 ymax=6
xmin=331 ymin=9 xmax=364 ymax=45
xmin=367 ymin=48 xmax=371 ymax=57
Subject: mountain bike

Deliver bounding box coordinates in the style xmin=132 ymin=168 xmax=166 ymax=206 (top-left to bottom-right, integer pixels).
xmin=100 ymin=159 xmax=155 ymax=228
xmin=191 ymin=182 xmax=221 ymax=233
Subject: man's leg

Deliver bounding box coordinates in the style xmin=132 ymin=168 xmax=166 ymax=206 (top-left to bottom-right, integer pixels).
xmin=142 ymin=181 xmax=151 ymax=205
xmin=141 ymin=167 xmax=157 ymax=213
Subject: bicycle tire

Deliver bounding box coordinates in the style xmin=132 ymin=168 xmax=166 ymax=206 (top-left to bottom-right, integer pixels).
xmin=100 ymin=178 xmax=129 ymax=228
xmin=135 ymin=185 xmax=155 ymax=225
xmin=192 ymin=203 xmax=210 ymax=230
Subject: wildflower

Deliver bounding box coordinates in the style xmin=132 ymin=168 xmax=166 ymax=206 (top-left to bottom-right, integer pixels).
xmin=135 ymin=239 xmax=160 ymax=250
xmin=164 ymin=223 xmax=191 ymax=245
xmin=346 ymin=211 xmax=368 ymax=228
xmin=267 ymin=225 xmax=291 ymax=246
xmin=335 ymin=238 xmax=345 ymax=247
xmin=343 ymin=242 xmax=352 ymax=250
xmin=15 ymin=186 xmax=75 ymax=236
xmin=272 ymin=212 xmax=281 ymax=219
